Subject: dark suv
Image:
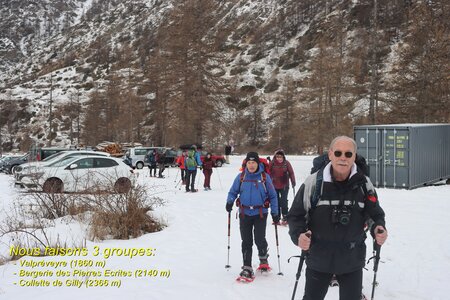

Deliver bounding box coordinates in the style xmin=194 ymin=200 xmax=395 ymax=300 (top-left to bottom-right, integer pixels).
xmin=143 ymin=147 xmax=178 ymax=167
xmin=29 ymin=147 xmax=68 ymax=161
xmin=2 ymin=154 xmax=29 ymax=174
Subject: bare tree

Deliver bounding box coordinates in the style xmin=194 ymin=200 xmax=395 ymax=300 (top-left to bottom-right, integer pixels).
xmin=389 ymin=1 xmax=449 ymax=122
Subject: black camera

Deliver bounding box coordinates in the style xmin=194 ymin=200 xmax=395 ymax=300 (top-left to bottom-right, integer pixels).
xmin=331 ymin=206 xmax=352 ymax=226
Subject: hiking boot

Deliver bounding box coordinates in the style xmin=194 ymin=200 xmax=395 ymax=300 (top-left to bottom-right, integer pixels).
xmin=191 ymin=189 xmax=198 ymax=193
xmin=239 ymin=266 xmax=254 ymax=279
xmin=186 ymin=188 xmax=190 ymax=192
xmin=259 ymin=253 xmax=269 ymax=265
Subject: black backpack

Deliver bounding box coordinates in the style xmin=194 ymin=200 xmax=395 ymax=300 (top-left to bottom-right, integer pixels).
xmin=310 ymin=153 xmax=370 ymax=209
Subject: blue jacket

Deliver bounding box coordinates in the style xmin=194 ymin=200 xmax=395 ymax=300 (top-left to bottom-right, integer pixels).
xmin=184 ymin=151 xmax=203 ymax=171
xmin=227 ymin=164 xmax=278 ymax=217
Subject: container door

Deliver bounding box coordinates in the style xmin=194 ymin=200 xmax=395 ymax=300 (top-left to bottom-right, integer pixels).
xmin=381 ymin=129 xmax=409 ymax=188
xmin=355 ymin=128 xmax=382 ymax=187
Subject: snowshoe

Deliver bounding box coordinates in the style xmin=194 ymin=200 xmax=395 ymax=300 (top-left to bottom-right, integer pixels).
xmin=236 ymin=266 xmax=254 ymax=283
xmin=256 ymin=263 xmax=272 ymax=272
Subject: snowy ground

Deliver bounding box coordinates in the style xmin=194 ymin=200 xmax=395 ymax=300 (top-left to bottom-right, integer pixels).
xmin=0 ymin=155 xmax=449 ymax=300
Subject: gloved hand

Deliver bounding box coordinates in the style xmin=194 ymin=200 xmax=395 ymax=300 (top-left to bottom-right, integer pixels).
xmin=271 ymin=214 xmax=280 ymax=224
xmin=226 ymin=202 xmax=233 ymax=212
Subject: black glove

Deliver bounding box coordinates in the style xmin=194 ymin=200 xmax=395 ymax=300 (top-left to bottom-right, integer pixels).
xmin=272 ymin=214 xmax=280 ymax=223
xmin=226 ymin=202 xmax=233 ymax=212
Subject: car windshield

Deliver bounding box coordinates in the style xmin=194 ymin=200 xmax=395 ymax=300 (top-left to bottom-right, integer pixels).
xmin=42 ymin=151 xmax=66 ymax=162
xmin=46 ymin=156 xmax=80 ymax=168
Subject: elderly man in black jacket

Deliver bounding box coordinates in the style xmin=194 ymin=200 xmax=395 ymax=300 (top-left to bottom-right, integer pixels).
xmin=288 ymin=136 xmax=388 ymax=300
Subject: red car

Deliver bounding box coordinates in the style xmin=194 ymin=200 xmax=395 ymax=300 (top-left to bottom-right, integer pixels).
xmin=200 ymin=151 xmax=226 ymax=167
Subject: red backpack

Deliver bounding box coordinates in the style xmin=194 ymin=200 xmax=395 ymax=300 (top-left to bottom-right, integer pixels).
xmin=240 ymin=157 xmax=271 ymax=175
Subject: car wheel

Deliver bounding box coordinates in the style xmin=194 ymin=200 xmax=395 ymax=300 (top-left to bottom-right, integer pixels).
xmin=215 ymin=160 xmax=223 ymax=167
xmin=114 ymin=177 xmax=131 ymax=193
xmin=10 ymin=165 xmax=19 ymax=174
xmin=43 ymin=178 xmax=63 ymax=193
xmin=136 ymin=162 xmax=144 ymax=169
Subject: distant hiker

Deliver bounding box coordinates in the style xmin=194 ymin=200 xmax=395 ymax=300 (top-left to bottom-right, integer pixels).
xmin=176 ymin=151 xmax=187 ymax=184
xmin=146 ymin=149 xmax=157 ymax=177
xmin=269 ymin=149 xmax=296 ymax=225
xmin=225 ymin=144 xmax=232 ymax=164
xmin=202 ymin=152 xmax=214 ymax=190
xmin=156 ymin=151 xmax=166 ymax=178
xmin=184 ymin=145 xmax=202 ymax=192
xmin=226 ymin=151 xmax=278 ymax=282
xmin=288 ymin=136 xmax=388 ymax=299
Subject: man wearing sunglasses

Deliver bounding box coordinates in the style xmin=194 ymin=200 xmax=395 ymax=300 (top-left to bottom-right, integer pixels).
xmin=288 ymin=136 xmax=388 ymax=300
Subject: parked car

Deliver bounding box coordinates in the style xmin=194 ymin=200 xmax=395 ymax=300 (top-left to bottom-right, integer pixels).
xmin=0 ymin=155 xmax=23 ymax=173
xmin=2 ymin=154 xmax=29 ymax=174
xmin=20 ymin=156 xmax=137 ymax=193
xmin=14 ymin=150 xmax=110 ymax=185
xmin=200 ymin=151 xmax=226 ymax=167
xmin=29 ymin=147 xmax=68 ymax=161
xmin=124 ymin=147 xmax=163 ymax=169
xmin=123 ymin=147 xmax=177 ymax=169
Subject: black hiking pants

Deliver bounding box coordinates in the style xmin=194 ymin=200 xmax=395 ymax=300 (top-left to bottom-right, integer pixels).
xmin=276 ymin=186 xmax=289 ymax=218
xmin=158 ymin=163 xmax=165 ymax=177
xmin=302 ymin=268 xmax=363 ymax=300
xmin=239 ymin=214 xmax=268 ymax=267
xmin=185 ymin=169 xmax=197 ymax=191
xmin=148 ymin=164 xmax=157 ymax=176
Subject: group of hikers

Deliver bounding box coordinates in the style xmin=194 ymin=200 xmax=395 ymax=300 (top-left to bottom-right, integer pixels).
xmin=144 ymin=149 xmax=166 ymax=178
xmin=143 ymin=136 xmax=388 ymax=300
xmin=226 ymin=135 xmax=388 ymax=300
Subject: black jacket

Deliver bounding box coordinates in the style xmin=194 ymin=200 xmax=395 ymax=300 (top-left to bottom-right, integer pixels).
xmin=288 ymin=164 xmax=385 ymax=275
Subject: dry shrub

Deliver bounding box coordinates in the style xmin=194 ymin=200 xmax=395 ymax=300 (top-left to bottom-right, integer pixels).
xmin=88 ymin=184 xmax=165 ymax=240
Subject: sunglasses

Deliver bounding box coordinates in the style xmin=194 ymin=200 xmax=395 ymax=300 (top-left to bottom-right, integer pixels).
xmin=334 ymin=151 xmax=353 ymax=158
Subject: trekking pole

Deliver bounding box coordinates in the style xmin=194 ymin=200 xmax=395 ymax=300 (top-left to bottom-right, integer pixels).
xmin=288 ymin=232 xmax=310 ymax=300
xmin=174 ymin=178 xmax=182 ymax=189
xmin=216 ymin=167 xmax=223 ymax=190
xmin=196 ymin=168 xmax=201 ymax=190
xmin=225 ymin=211 xmax=231 ymax=269
xmin=174 ymin=168 xmax=179 ymax=183
xmin=370 ymin=229 xmax=384 ymax=300
xmin=274 ymin=224 xmax=283 ymax=276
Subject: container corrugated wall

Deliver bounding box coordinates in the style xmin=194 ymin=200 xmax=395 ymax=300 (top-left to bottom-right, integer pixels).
xmin=354 ymin=124 xmax=450 ymax=189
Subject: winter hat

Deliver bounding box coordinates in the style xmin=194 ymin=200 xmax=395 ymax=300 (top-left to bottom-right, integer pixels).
xmin=245 ymin=151 xmax=260 ymax=162
xmin=274 ymin=149 xmax=285 ymax=156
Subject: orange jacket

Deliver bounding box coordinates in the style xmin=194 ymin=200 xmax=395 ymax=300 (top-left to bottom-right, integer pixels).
xmin=176 ymin=156 xmax=186 ymax=169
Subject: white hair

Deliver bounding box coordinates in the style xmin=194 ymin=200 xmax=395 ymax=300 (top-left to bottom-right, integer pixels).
xmin=329 ymin=136 xmax=357 ymax=152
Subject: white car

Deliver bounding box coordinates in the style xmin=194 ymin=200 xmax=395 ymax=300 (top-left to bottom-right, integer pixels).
xmin=14 ymin=150 xmax=110 ymax=183
xmin=20 ymin=156 xmax=137 ymax=193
